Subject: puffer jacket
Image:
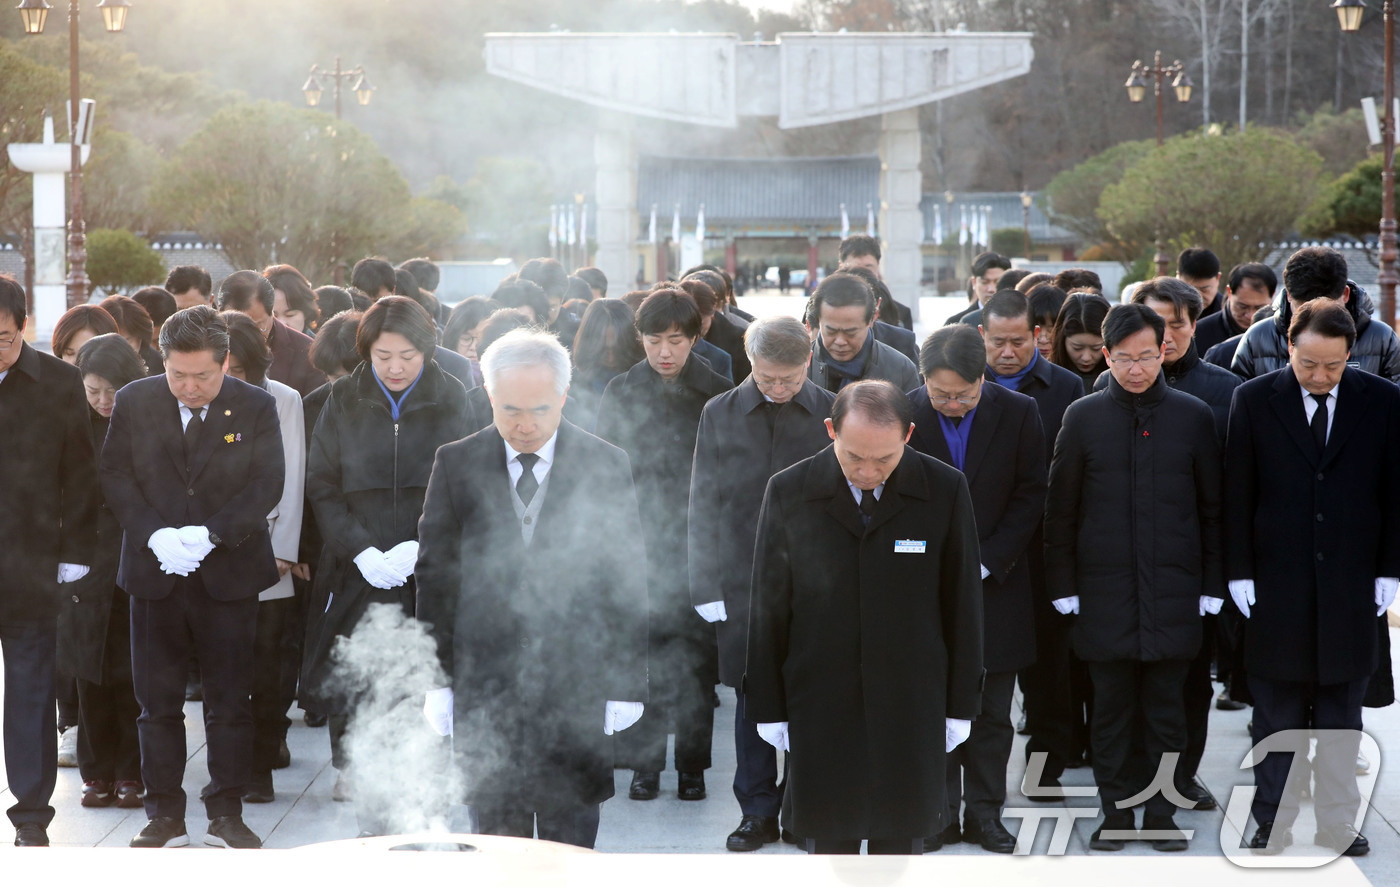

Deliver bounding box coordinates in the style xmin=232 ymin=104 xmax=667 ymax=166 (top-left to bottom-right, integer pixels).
xmin=1231 ymin=282 xmax=1400 ymax=382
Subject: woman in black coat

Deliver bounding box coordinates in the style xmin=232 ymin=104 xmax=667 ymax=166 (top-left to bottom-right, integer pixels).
xmin=302 ymin=297 xmax=468 ymax=808
xmin=58 ymin=334 xmax=148 ymax=808
xmin=570 ymin=299 xmax=644 ymax=432
xmin=595 ymin=288 xmax=731 ymax=802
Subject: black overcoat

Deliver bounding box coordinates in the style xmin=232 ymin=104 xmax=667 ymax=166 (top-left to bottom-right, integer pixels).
xmin=745 ymin=445 xmax=984 ymax=841
xmin=985 ymin=354 xmax=1081 ymax=466
xmin=414 ymin=421 xmax=649 ymax=810
xmin=1224 ymin=367 xmax=1400 ymax=685
xmin=687 ymin=377 xmax=835 ymax=687
xmin=907 ymin=382 xmax=1046 ymax=673
xmin=1044 ymin=374 xmax=1223 ymax=662
xmin=0 ymin=343 xmax=98 ymax=621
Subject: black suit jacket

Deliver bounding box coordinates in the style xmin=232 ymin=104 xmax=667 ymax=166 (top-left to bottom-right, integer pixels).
xmin=268 ymin=317 xmax=327 ymax=398
xmin=705 ymin=311 xmax=752 ymax=383
xmin=985 ymin=355 xmax=1081 ymax=466
xmin=101 ymin=374 xmax=284 ymax=600
xmin=1224 ymin=367 xmax=1400 ymax=684
xmin=907 ymin=383 xmax=1047 ymax=672
xmin=873 ymin=320 xmax=918 ymax=365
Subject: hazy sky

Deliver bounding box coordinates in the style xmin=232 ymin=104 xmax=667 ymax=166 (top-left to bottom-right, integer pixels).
xmin=738 ymin=0 xmax=800 ymax=13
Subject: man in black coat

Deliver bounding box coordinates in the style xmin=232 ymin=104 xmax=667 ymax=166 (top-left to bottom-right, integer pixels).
xmin=0 ymin=277 xmax=99 ymax=847
xmin=217 ymin=270 xmax=327 ymax=398
xmin=1193 ymin=263 xmax=1277 ymax=356
xmin=806 ymin=273 xmax=920 ymax=394
xmin=839 ymin=235 xmax=914 ymax=330
xmin=1224 ymin=300 xmax=1400 ymax=857
xmin=688 ymin=316 xmax=836 ymax=851
xmin=747 ymin=380 xmax=984 ymax=854
xmin=101 ymin=306 xmax=285 ymax=850
xmin=906 ymin=326 xmax=1046 ymax=854
xmin=842 ymin=266 xmax=918 ymax=363
xmin=415 ymin=329 xmax=648 ymax=849
xmin=1045 ymin=303 xmax=1223 ymax=852
xmin=945 ymin=252 xmax=1010 ymax=326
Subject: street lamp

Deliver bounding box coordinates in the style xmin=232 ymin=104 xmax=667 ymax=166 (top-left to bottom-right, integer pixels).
xmin=301 ymin=58 xmax=373 ymax=120
xmin=1020 ymin=191 xmax=1033 ymax=260
xmin=1125 ymin=50 xmax=1192 ymax=276
xmin=17 ymin=0 xmax=131 ymax=309
xmin=1333 ymin=0 xmax=1367 ymax=31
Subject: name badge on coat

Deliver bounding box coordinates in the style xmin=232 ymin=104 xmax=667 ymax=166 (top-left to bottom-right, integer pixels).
xmin=895 ymin=540 xmax=926 ymax=554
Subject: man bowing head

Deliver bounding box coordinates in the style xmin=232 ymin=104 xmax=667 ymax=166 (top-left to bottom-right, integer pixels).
xmin=745 ymin=379 xmax=985 ymax=855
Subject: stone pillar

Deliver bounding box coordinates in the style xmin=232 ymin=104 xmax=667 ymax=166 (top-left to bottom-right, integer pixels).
xmin=6 ymin=114 xmax=85 ymax=341
xmin=879 ymin=108 xmax=923 ymax=322
xmin=593 ymin=114 xmax=637 ymax=295
xmin=724 ymin=237 xmax=737 ymax=278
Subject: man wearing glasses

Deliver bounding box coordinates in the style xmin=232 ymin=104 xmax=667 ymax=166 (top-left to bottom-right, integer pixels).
xmin=1045 ymin=303 xmax=1224 ymax=852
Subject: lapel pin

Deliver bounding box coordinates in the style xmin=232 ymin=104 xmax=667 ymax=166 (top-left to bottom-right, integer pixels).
xmin=224 ymin=410 xmax=231 ymax=416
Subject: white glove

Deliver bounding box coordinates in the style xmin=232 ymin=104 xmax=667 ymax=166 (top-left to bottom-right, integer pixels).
xmin=1200 ymin=596 xmax=1223 ymax=616
xmin=945 ymin=718 xmax=972 ymax=752
xmin=980 ymin=564 xmax=991 ymax=580
xmin=384 ymin=540 xmax=420 ymax=579
xmin=57 ymin=563 xmax=90 ymax=584
xmin=1052 ymin=596 xmax=1079 ymax=615
xmin=353 ymin=547 xmax=402 ymax=590
xmin=1229 ymin=579 xmax=1256 ymax=619
xmin=604 ymin=701 xmax=644 ymax=735
xmin=757 ymin=721 xmax=790 ymax=752
xmin=149 ymin=527 xmax=200 ymax=576
xmin=177 ymin=525 xmax=215 ymax=565
xmin=1376 ymin=577 xmax=1399 ymax=616
xmin=423 ymin=687 xmax=453 ymax=737
xmin=695 ymin=601 xmax=728 ymax=622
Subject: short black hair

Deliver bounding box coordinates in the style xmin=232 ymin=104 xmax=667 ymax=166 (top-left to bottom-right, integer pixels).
xmin=442 ymin=296 xmax=499 ymax=353
xmin=998 ymin=268 xmax=1032 ymax=291
xmin=492 ymin=279 xmax=551 ymax=324
xmin=132 ymin=287 xmax=177 ymax=331
xmin=314 ymin=285 xmax=355 ymax=324
xmin=919 ymin=325 xmax=986 ymax=384
xmin=636 ymin=288 xmax=701 ymax=339
xmin=220 ymin=311 xmax=273 ymax=386
xmin=682 ymin=264 xmax=733 ymax=305
xmin=309 ymin=310 xmax=364 ymax=376
xmin=565 ymin=275 xmax=594 ymax=304
xmin=0 ymin=274 xmax=26 ymax=327
xmin=399 ymin=257 xmax=440 ymax=293
xmin=1289 ymin=298 xmax=1356 ymax=350
xmin=164 ymin=265 xmax=211 ymax=298
xmin=574 ymin=266 xmax=607 ymax=297
xmin=840 ymin=265 xmax=899 ymax=326
xmin=159 ymin=305 xmax=230 ymax=364
xmin=1052 ymin=268 xmax=1102 ymax=293
xmin=351 ymin=257 xmax=396 ymax=298
xmin=1102 ymin=303 xmax=1165 ymax=352
xmin=263 ymin=264 xmax=318 ymax=322
xmin=518 ymin=257 xmax=569 ymax=303
xmin=346 ymin=286 xmax=372 ymax=311
xmin=478 ymin=308 xmax=533 ymax=357
xmin=1131 ymin=276 xmax=1204 ymax=323
xmin=1177 ymin=247 xmax=1221 ymax=280
xmin=98 ymin=296 xmax=155 ymax=351
xmin=1283 ymin=246 xmax=1348 ymax=303
xmin=812 ymin=271 xmax=875 ymax=325
xmin=394 ymin=267 xmax=440 ymax=319
xmin=356 ymin=295 xmax=439 ymax=361
xmin=217 ymin=270 xmax=275 ymax=315
xmin=76 ymin=333 xmax=146 ymax=392
xmin=1227 ymin=262 xmax=1279 ymax=297
xmin=678 ymin=278 xmax=718 ymax=315
xmin=982 ymin=290 xmax=1033 ymax=331
xmin=1015 ymin=272 xmax=1053 ymax=293
xmin=971 ymin=252 xmax=1011 ymax=277
xmin=830 ymin=379 xmax=912 ymax=434
xmin=839 ymin=235 xmax=881 ymax=263
xmin=1026 ymin=284 xmax=1068 ymax=328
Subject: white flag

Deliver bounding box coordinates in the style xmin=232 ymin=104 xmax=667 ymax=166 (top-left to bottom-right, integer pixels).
xmin=983 ymin=206 xmax=992 ymax=248
xmin=695 ymin=204 xmax=705 ymax=244
xmin=958 ymin=206 xmax=968 ymax=246
xmin=840 ymin=203 xmax=850 ymax=239
xmin=567 ymin=205 xmax=577 ymax=246
xmin=932 ymin=205 xmax=943 ymax=244
xmin=579 ymin=203 xmax=588 ymax=248
xmin=549 ymin=205 xmax=558 ymax=247
xmin=866 ymin=203 xmax=875 ymax=237
xmin=672 ymin=204 xmax=681 ymax=244
xmin=649 ymin=204 xmax=658 ymax=245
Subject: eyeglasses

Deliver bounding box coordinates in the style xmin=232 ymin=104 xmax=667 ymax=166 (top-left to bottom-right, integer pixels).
xmin=930 ymin=394 xmax=978 ymax=405
xmin=0 ymin=332 xmax=18 ymax=349
xmin=1108 ymin=353 xmax=1162 ymax=369
xmin=754 ymin=372 xmax=805 ymax=391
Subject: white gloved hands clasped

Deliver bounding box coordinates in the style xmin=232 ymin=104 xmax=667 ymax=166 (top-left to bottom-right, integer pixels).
xmin=604 ymin=701 xmax=644 ymax=735
xmin=177 ymin=525 xmax=215 ymax=566
xmin=1199 ymin=596 xmax=1224 ymax=616
xmin=1052 ymin=596 xmax=1079 ymax=615
xmin=757 ymin=721 xmax=790 ymax=752
xmin=384 ymin=540 xmax=420 ymax=579
xmin=945 ymin=718 xmax=972 ymax=753
xmin=354 ymin=547 xmax=407 ymax=590
xmin=423 ymin=687 xmax=453 ymax=737
xmin=1376 ymin=577 xmax=1399 ymax=616
xmin=694 ymin=601 xmax=728 ymax=623
xmin=149 ymin=527 xmax=200 ymax=576
xmin=1229 ymin=579 xmax=1256 ymax=619
xmin=56 ymin=563 xmax=89 ymax=584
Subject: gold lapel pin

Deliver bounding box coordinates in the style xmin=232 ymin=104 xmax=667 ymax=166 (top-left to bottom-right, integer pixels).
xmin=224 ymin=410 xmax=231 ymax=416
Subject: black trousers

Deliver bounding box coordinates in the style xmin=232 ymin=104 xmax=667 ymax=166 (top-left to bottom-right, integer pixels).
xmin=947 ymin=670 xmax=1016 ymax=822
xmin=282 ymin=574 xmax=311 ymax=713
xmin=1020 ymin=593 xmax=1079 ymax=779
xmin=250 ymin=596 xmax=295 ymax=774
xmin=806 ymin=838 xmax=923 ymax=855
xmin=1085 ymin=659 xmax=1189 ymax=818
xmin=130 ymin=575 xmax=257 ymax=821
xmin=618 ymin=632 xmax=714 ymax=773
xmin=76 ymin=589 xmax=140 ymax=784
xmin=1177 ymin=614 xmax=1217 ymax=784
xmin=476 ymin=802 xmax=601 ymax=849
xmin=733 ymin=688 xmax=783 ymax=817
xmin=1 ymin=616 xmax=57 ymax=828
xmin=55 ymin=672 xmax=79 ymax=731
xmin=1248 ymin=674 xmax=1367 ymax=830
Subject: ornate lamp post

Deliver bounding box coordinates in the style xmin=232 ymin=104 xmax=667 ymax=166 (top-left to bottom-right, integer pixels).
xmin=1126 ymin=51 xmax=1193 ymax=277
xmin=301 ymin=58 xmax=374 ymax=284
xmin=1020 ymin=191 xmax=1033 ymax=260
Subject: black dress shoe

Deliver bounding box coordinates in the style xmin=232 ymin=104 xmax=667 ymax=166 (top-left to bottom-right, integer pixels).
xmin=14 ymin=823 xmax=49 ymax=847
xmin=1314 ymin=823 xmax=1369 ymax=856
xmin=726 ymin=815 xmax=780 ymax=851
xmin=205 ymin=815 xmax=262 ymax=849
xmin=131 ymin=816 xmax=189 ymax=848
xmin=1021 ymin=772 xmax=1064 ymax=801
xmin=1143 ymin=814 xmax=1188 ymax=852
xmin=243 ymin=771 xmax=275 ymax=804
xmin=303 ymin=710 xmax=328 ymax=728
xmin=781 ymin=828 xmax=799 ymax=845
xmin=1215 ymin=689 xmax=1248 ymax=711
xmin=1090 ymin=813 xmax=1134 ymax=851
xmin=199 ymin=781 xmax=213 ymax=801
xmin=628 ymin=770 xmax=660 ymax=801
xmin=677 ymin=771 xmax=706 ymax=801
xmin=963 ymin=817 xmax=1016 ymax=853
xmin=1248 ymin=821 xmax=1291 ymax=854
xmin=1175 ymin=776 xmax=1217 ymax=811
xmin=274 ymin=739 xmax=291 ymax=770
xmin=185 ymin=679 xmax=203 ymax=702
xmin=1015 ymin=711 xmax=1029 ymax=734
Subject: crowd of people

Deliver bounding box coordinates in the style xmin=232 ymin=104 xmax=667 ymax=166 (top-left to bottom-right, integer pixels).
xmin=0 ymin=236 xmax=1392 ymax=859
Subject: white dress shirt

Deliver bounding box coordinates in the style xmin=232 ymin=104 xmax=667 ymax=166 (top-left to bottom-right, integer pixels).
xmin=179 ymin=403 xmax=206 ymax=431
xmin=846 ymin=480 xmax=883 ymax=508
xmin=1300 ymin=383 xmax=1338 ymax=443
xmin=505 ymin=430 xmax=559 ymax=486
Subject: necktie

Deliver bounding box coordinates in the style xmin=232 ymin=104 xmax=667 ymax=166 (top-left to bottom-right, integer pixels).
xmin=516 ymin=452 xmax=541 ymax=506
xmin=858 ymin=487 xmax=877 ymax=528
xmin=184 ymin=407 xmax=204 ymax=462
xmin=1310 ymin=393 xmax=1329 ymax=454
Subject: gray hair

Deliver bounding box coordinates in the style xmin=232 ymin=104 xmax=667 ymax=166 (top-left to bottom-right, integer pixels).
xmin=744 ymin=315 xmax=812 ymax=366
xmin=480 ymin=327 xmax=572 ymax=397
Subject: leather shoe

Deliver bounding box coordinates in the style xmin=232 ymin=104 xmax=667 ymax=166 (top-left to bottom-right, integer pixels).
xmin=962 ymin=816 xmax=1016 ymax=853
xmin=303 ymin=710 xmax=328 ymax=728
xmin=628 ymin=770 xmax=660 ymax=801
xmin=205 ymin=815 xmax=262 ymax=849
xmin=1090 ymin=812 xmax=1134 ymax=851
xmin=1175 ymin=776 xmax=1217 ymax=811
xmin=726 ymin=815 xmax=779 ymax=851
xmin=1021 ymin=772 xmax=1063 ymax=802
xmin=130 ymin=816 xmax=189 ymax=848
xmin=1314 ymin=823 xmax=1368 ymax=856
xmin=677 ymin=771 xmax=706 ymax=801
xmin=1248 ymin=821 xmax=1292 ymax=855
xmin=1143 ymin=814 xmax=1188 ymax=851
xmin=14 ymin=823 xmax=49 ymax=847
xmin=925 ymin=820 xmax=961 ymax=851
xmin=243 ymin=771 xmax=275 ymax=804
xmin=1215 ymin=689 xmax=1248 ymax=711
xmin=274 ymin=739 xmax=291 ymax=770
xmin=115 ymin=781 xmax=144 ymax=808
xmin=781 ymin=828 xmax=799 ymax=845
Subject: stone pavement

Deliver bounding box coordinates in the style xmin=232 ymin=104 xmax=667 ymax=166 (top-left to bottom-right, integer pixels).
xmin=1 ymin=627 xmax=1397 ymax=884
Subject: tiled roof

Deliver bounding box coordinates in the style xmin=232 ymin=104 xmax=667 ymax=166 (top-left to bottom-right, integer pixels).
xmin=636 ymin=155 xmax=880 ymax=225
